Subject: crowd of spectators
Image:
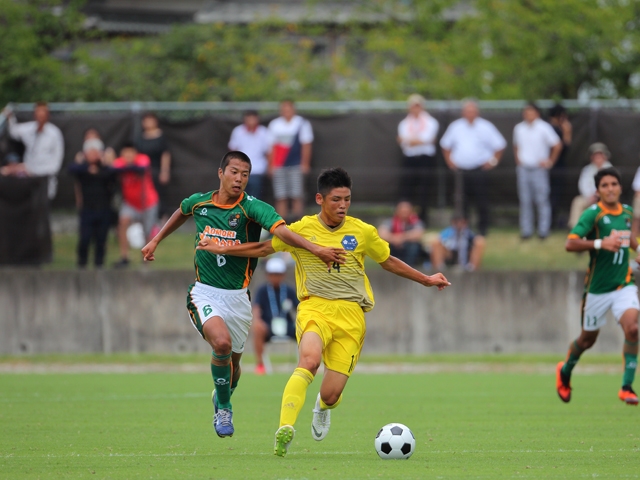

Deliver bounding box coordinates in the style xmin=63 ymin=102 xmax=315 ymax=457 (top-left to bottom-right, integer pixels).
xmin=2 ymin=98 xmax=630 ymax=272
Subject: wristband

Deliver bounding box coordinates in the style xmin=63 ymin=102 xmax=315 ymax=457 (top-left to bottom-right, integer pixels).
xmin=594 ymin=239 xmax=602 ymax=250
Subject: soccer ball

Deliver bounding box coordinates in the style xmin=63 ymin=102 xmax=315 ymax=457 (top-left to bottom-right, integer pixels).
xmin=374 ymin=423 xmax=415 ymax=459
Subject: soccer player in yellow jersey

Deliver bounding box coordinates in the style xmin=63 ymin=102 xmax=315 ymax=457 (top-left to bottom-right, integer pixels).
xmin=197 ymin=167 xmax=450 ymax=457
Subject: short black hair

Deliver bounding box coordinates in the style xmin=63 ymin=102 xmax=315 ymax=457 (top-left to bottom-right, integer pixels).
xmin=243 ymin=109 xmax=259 ymax=118
xmin=120 ymin=141 xmax=136 ymax=151
xmin=317 ymin=167 xmax=352 ymax=196
xmin=525 ymin=102 xmax=540 ymax=114
xmin=548 ymin=103 xmax=566 ymax=118
xmin=220 ymin=151 xmax=252 ymax=172
xmin=594 ymin=167 xmax=622 ymax=189
xmin=142 ymin=112 xmax=158 ymax=121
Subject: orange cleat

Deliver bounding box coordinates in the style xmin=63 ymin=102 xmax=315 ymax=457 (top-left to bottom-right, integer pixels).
xmin=618 ymin=386 xmax=639 ymax=405
xmin=556 ymin=361 xmax=572 ymax=403
xmin=254 ymin=363 xmax=266 ymax=375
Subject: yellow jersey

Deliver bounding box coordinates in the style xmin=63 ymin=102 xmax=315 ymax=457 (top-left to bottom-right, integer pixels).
xmin=272 ymin=214 xmax=390 ymax=311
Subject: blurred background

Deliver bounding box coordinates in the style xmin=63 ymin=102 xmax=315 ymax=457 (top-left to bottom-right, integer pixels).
xmin=2 ymin=0 xmax=640 ymax=358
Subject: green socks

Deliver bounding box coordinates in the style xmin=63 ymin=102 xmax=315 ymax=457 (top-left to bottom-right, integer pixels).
xmin=561 ymin=340 xmax=584 ymax=378
xmin=622 ymin=340 xmax=638 ymax=388
xmin=211 ymin=351 xmax=232 ymax=409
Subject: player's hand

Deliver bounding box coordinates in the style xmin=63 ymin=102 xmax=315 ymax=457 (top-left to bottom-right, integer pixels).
xmin=312 ymin=246 xmax=346 ymax=271
xmin=196 ymin=237 xmax=226 ymax=254
xmin=141 ymin=240 xmax=158 ymax=262
xmin=601 ymin=235 xmax=622 ymax=252
xmin=424 ymin=273 xmax=451 ymax=291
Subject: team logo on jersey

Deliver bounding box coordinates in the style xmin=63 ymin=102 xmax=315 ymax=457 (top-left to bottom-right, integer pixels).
xmin=626 ymin=218 xmax=632 ymax=229
xmin=341 ymin=235 xmax=358 ymax=251
xmin=199 ymin=208 xmax=208 ymax=216
xmin=228 ymin=213 xmax=241 ymax=228
xmin=603 ymin=216 xmax=611 ymax=224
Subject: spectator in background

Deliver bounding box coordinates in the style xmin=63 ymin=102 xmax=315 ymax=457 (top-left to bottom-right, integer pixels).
xmin=68 ymin=138 xmax=117 ymax=268
xmin=251 ymin=257 xmax=299 ymax=375
xmin=513 ymin=102 xmax=562 ymax=240
xmin=268 ymin=100 xmax=313 ymax=221
xmin=397 ymin=94 xmax=439 ymax=224
xmin=568 ymin=143 xmax=612 ymax=229
xmin=548 ymin=103 xmax=572 ymax=227
xmin=378 ymin=200 xmax=425 ymax=266
xmin=430 ymin=216 xmax=485 ymax=272
xmin=135 ymin=112 xmax=171 ymax=226
xmin=1 ymin=102 xmax=64 ymax=199
xmin=112 ymin=143 xmax=159 ymax=268
xmin=229 ymin=110 xmax=272 ymax=199
xmin=440 ymin=100 xmax=506 ymax=236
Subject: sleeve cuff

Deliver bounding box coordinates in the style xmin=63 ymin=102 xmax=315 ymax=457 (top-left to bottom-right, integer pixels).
xmin=269 ymin=219 xmax=286 ymax=234
xmin=567 ymin=234 xmax=580 ymax=239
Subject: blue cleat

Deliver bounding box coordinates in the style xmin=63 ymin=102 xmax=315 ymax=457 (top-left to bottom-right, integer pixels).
xmin=214 ymin=408 xmax=234 ymax=438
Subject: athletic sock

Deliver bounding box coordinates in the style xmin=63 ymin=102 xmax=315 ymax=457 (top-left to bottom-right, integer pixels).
xmin=561 ymin=340 xmax=584 ymax=378
xmin=622 ymin=340 xmax=638 ymax=388
xmin=279 ymin=367 xmax=314 ymax=427
xmin=211 ymin=352 xmax=232 ymax=409
xmin=230 ymin=367 xmax=239 ymax=397
xmin=319 ymin=394 xmax=342 ymax=410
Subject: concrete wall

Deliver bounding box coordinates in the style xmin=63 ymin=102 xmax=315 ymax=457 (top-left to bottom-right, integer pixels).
xmin=0 ymin=269 xmax=627 ymax=355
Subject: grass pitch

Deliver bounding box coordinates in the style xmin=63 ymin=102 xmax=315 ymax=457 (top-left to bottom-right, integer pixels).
xmin=1 ymin=365 xmax=639 ymax=479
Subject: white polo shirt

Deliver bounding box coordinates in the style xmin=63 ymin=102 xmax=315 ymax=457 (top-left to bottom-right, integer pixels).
xmin=268 ymin=115 xmax=314 ymax=147
xmin=228 ymin=124 xmax=272 ymax=175
xmin=439 ymin=117 xmax=506 ymax=169
xmin=397 ymin=111 xmax=439 ymax=157
xmin=513 ymin=118 xmax=561 ymax=168
xmin=8 ymin=117 xmax=65 ymax=198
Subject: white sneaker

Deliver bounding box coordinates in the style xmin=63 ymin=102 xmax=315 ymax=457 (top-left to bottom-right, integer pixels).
xmin=274 ymin=425 xmax=295 ymax=457
xmin=311 ymin=393 xmax=330 ymax=441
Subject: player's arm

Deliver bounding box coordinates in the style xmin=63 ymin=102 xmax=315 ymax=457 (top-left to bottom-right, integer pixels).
xmin=380 ymin=255 xmax=451 ymax=291
xmin=566 ymin=235 xmax=621 ymax=253
xmin=142 ymin=208 xmax=189 ymax=261
xmin=271 ymin=224 xmax=345 ymax=268
xmin=197 ymin=238 xmax=276 ymax=258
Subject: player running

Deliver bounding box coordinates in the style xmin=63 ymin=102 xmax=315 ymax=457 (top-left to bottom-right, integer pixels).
xmin=197 ymin=167 xmax=451 ymax=456
xmin=141 ymin=151 xmax=344 ymax=438
xmin=557 ymin=167 xmax=640 ymax=405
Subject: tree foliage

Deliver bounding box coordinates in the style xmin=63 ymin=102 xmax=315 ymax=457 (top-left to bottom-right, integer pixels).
xmin=2 ymin=0 xmax=640 ymax=103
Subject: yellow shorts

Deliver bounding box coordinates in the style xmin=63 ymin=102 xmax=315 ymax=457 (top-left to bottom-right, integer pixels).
xmin=296 ymin=296 xmax=366 ymax=377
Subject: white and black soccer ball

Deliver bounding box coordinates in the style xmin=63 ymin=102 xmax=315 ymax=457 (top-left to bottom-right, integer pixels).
xmin=374 ymin=423 xmax=415 ymax=459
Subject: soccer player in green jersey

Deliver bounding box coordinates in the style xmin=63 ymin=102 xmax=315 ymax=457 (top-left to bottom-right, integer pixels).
xmin=141 ymin=151 xmax=345 ymax=437
xmin=557 ymin=167 xmax=640 ymax=405
xmin=198 ymin=167 xmax=451 ymax=456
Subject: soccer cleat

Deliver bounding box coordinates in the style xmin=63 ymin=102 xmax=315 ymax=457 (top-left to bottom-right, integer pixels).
xmin=311 ymin=393 xmax=330 ymax=441
xmin=618 ymin=385 xmax=639 ymax=405
xmin=254 ymin=364 xmax=266 ymax=375
xmin=214 ymin=408 xmax=234 ymax=438
xmin=556 ymin=361 xmax=572 ymax=403
xmin=274 ymin=425 xmax=295 ymax=457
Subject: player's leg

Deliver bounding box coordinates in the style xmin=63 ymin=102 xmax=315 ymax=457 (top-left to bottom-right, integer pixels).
xmin=252 ymin=319 xmax=269 ymax=374
xmin=274 ymin=329 xmax=324 ymax=457
xmin=618 ymin=309 xmax=639 ymax=404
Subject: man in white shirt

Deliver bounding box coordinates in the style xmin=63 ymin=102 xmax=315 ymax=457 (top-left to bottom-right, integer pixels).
xmin=440 ymin=100 xmax=506 ymax=235
xmin=397 ymin=94 xmax=439 ymax=224
xmin=2 ymin=102 xmax=64 ymax=200
xmin=513 ymin=103 xmax=562 ymax=239
xmin=268 ymin=100 xmax=313 ymax=220
xmin=228 ymin=110 xmax=272 ymax=199
xmin=568 ymin=143 xmax=612 ymax=229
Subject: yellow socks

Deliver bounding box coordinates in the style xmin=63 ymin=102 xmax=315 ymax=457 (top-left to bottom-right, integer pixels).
xmin=279 ymin=368 xmax=314 ymax=427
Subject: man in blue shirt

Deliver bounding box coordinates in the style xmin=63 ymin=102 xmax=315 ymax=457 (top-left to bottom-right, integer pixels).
xmin=430 ymin=216 xmax=486 ymax=272
xmin=252 ymin=257 xmax=299 ymax=374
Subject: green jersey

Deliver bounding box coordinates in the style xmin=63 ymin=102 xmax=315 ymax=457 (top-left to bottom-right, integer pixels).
xmin=180 ymin=191 xmax=284 ymax=289
xmin=569 ymin=201 xmax=634 ymax=294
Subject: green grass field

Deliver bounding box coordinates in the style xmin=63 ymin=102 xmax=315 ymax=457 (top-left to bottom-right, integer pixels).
xmin=2 ymin=358 xmax=639 ymax=479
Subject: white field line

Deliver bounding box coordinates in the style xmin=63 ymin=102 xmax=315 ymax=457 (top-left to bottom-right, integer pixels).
xmin=0 ymin=362 xmax=624 ymax=375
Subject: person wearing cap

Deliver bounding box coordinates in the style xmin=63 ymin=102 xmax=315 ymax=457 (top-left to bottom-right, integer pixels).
xmin=68 ymin=135 xmax=118 ymax=268
xmin=251 ymin=257 xmax=299 ymax=375
xmin=430 ymin=216 xmax=485 ymax=272
xmin=568 ymin=143 xmax=612 ymax=229
xmin=440 ymin=100 xmax=506 ymax=236
xmin=513 ymin=102 xmax=562 ymax=240
xmin=229 ymin=110 xmax=272 ymax=199
xmin=396 ymin=94 xmax=440 ymax=224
